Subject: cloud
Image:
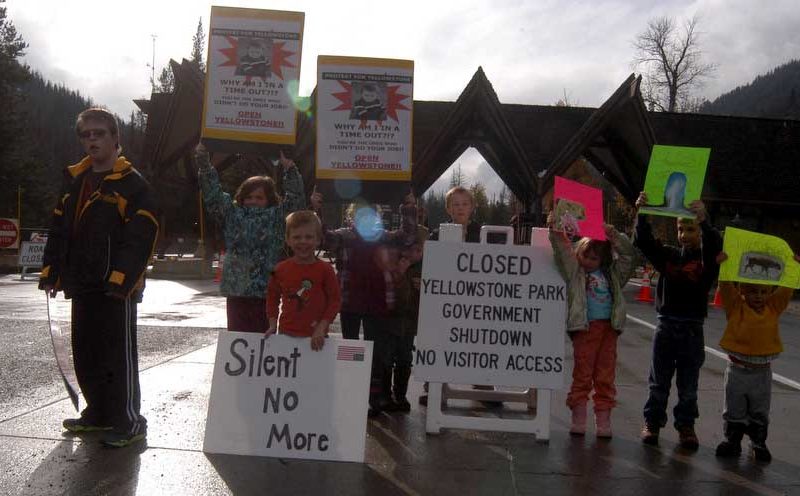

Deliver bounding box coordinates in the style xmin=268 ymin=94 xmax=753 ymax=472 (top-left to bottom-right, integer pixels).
xmin=7 ymin=0 xmax=800 ymax=130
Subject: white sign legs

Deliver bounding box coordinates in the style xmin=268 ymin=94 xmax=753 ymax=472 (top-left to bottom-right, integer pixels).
xmin=425 ymin=383 xmax=551 ymax=442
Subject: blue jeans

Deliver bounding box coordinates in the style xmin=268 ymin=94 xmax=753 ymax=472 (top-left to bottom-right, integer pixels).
xmin=643 ymin=317 xmax=706 ymax=429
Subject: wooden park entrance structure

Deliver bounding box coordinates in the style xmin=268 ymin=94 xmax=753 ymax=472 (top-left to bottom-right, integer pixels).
xmin=135 ymin=60 xmax=800 ymax=254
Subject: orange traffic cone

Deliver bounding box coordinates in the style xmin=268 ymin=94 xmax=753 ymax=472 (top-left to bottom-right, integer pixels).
xmin=711 ymin=286 xmax=723 ymax=308
xmin=636 ymin=273 xmax=655 ymax=303
xmin=214 ymin=250 xmax=224 ymax=283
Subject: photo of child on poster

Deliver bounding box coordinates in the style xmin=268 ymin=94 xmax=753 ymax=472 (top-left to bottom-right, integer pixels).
xmin=235 ymin=38 xmax=272 ymax=78
xmin=202 ymin=7 xmax=304 ymax=144
xmin=349 ymin=82 xmax=387 ymax=121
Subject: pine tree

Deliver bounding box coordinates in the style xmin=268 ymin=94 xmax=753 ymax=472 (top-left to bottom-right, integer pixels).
xmin=191 ymin=17 xmax=206 ymax=72
xmin=0 ymin=1 xmax=30 ymax=218
xmin=156 ymin=66 xmax=175 ymax=93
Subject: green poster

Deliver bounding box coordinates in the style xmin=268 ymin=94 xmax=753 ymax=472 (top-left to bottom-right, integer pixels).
xmin=639 ymin=145 xmax=711 ymax=218
xmin=719 ymin=227 xmax=800 ymax=288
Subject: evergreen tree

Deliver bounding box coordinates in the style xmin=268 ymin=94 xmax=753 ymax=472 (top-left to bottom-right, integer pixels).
xmin=191 ymin=17 xmax=206 ymax=71
xmin=448 ymin=163 xmax=464 ymax=187
xmin=156 ymin=66 xmax=175 ymax=93
xmin=0 ymin=1 xmax=29 ymax=219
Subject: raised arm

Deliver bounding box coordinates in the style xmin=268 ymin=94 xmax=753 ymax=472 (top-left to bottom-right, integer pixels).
xmin=196 ymin=144 xmax=233 ymax=224
xmin=608 ymin=225 xmax=637 ymax=286
xmin=549 ymin=228 xmax=578 ymax=282
xmin=633 ymin=192 xmax=669 ymax=272
xmin=277 ymin=150 xmax=306 ymax=213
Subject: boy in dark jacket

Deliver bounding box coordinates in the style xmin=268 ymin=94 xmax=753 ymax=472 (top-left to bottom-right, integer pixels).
xmin=40 ymin=108 xmax=158 ymax=448
xmin=633 ymin=191 xmax=722 ymax=449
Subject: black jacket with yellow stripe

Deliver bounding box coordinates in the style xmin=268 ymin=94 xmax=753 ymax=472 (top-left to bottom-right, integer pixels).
xmin=39 ymin=156 xmax=159 ymax=301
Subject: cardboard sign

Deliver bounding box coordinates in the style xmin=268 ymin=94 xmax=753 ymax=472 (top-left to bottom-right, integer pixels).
xmin=18 ymin=241 xmax=45 ymax=268
xmin=204 ymin=332 xmax=373 ymax=462
xmin=413 ymin=241 xmax=567 ymax=389
xmin=719 ymin=227 xmax=800 ymax=288
xmin=0 ymin=218 xmax=20 ymax=249
xmin=202 ymin=7 xmax=304 ymax=144
xmin=639 ymin=145 xmax=710 ymax=218
xmin=553 ymin=177 xmax=605 ymax=240
xmin=316 ymin=55 xmax=413 ymax=185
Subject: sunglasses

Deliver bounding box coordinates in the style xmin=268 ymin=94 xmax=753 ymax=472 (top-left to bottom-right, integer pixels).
xmin=78 ymin=128 xmax=109 ymax=139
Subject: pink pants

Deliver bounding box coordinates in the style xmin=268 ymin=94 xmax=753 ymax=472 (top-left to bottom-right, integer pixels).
xmin=566 ymin=320 xmax=618 ymax=412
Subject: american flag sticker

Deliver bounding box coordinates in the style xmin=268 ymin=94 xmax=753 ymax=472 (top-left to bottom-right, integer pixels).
xmin=337 ymin=345 xmax=365 ymax=362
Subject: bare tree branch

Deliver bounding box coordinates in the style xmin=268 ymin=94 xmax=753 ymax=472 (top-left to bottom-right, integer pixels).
xmin=632 ymin=14 xmax=716 ymax=112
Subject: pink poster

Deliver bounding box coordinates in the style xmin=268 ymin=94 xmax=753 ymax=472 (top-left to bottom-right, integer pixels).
xmin=553 ymin=177 xmax=605 ymax=240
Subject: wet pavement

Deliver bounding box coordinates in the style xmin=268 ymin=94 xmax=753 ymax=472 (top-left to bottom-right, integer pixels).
xmin=1 ymin=275 xmax=799 ymax=495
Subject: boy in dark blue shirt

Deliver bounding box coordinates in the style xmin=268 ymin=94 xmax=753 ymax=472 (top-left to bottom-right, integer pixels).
xmin=634 ymin=191 xmax=722 ymax=449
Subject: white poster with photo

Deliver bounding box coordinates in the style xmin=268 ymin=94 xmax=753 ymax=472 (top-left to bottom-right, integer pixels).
xmin=316 ymin=56 xmax=413 ymax=181
xmin=202 ymin=7 xmax=304 ymax=144
xmin=204 ymin=332 xmax=373 ymax=463
xmin=414 ymin=241 xmax=567 ymax=389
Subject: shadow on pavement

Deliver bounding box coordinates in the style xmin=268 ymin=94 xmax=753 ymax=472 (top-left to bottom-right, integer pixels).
xmin=23 ymin=434 xmax=144 ymax=496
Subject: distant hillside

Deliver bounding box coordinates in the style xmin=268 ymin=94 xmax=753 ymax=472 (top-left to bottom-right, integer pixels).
xmin=700 ymin=59 xmax=800 ymax=119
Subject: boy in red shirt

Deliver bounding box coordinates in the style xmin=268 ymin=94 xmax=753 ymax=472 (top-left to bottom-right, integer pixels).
xmin=266 ymin=211 xmax=341 ymax=350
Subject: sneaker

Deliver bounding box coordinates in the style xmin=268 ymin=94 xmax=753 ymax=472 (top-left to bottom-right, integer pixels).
xmin=62 ymin=417 xmax=112 ymax=433
xmin=394 ymin=397 xmax=411 ymax=413
xmin=102 ymin=430 xmax=146 ymax=448
xmin=752 ymin=443 xmax=772 ymax=463
xmin=641 ymin=424 xmax=660 ymax=445
xmin=715 ymin=439 xmax=742 ymax=458
xmin=677 ymin=425 xmax=699 ymax=450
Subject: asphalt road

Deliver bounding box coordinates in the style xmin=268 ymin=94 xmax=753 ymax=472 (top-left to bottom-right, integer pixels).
xmin=2 ymin=274 xmax=800 ymax=495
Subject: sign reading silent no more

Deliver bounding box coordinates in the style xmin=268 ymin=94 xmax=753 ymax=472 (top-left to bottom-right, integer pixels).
xmin=204 ymin=333 xmax=373 ymax=462
xmin=414 ymin=241 xmax=567 ymax=389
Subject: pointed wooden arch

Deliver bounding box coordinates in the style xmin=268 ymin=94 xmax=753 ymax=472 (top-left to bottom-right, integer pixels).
xmin=411 ymin=67 xmax=539 ymax=208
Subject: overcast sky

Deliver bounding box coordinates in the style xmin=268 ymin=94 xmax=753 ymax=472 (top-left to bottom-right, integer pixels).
xmin=7 ymin=0 xmax=800 ymax=194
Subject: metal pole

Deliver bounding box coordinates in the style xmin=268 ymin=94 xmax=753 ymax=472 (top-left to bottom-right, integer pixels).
xmin=17 ymin=185 xmax=21 ymax=228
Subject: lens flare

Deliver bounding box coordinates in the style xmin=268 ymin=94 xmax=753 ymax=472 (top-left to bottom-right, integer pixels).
xmin=286 ymin=80 xmax=311 ymax=112
xmin=334 ymin=179 xmax=361 ymax=199
xmin=354 ymin=206 xmax=383 ymax=242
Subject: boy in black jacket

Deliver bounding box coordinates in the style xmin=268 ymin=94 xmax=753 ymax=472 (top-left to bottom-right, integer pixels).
xmin=40 ymin=108 xmax=159 ymax=448
xmin=634 ymin=191 xmax=722 ymax=449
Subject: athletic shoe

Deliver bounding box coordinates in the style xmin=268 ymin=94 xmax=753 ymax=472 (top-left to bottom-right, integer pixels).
xmin=102 ymin=431 xmax=146 ymax=448
xmin=62 ymin=417 xmax=112 ymax=433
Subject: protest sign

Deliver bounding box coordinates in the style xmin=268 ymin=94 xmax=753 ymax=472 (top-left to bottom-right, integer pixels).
xmin=413 ymin=241 xmax=566 ymax=389
xmin=553 ymin=177 xmax=605 ymax=240
xmin=204 ymin=333 xmax=373 ymax=462
xmin=719 ymin=227 xmax=800 ymax=288
xmin=639 ymin=145 xmax=710 ymax=218
xmin=315 ymin=56 xmax=413 ymax=203
xmin=202 ymin=7 xmax=304 ymax=145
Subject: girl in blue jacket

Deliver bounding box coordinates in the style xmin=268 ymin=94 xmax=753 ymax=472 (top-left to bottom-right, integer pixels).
xmin=196 ymin=143 xmax=305 ymax=332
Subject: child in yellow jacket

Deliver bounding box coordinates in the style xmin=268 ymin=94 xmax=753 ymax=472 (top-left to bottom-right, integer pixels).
xmin=714 ymin=252 xmax=800 ymax=462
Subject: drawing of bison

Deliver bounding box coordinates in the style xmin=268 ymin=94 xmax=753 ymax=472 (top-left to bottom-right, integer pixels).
xmin=738 ymin=252 xmax=783 ymax=281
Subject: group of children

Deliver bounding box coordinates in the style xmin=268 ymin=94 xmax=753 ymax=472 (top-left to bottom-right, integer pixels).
xmin=199 ymin=143 xmax=796 ymax=462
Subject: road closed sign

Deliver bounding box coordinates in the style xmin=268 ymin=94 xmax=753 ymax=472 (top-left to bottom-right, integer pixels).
xmin=18 ymin=241 xmax=45 ymax=268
